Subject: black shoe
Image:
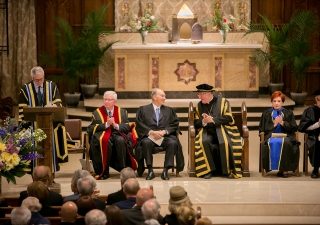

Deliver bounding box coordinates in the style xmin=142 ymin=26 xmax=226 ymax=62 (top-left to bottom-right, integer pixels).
xmin=282 ymin=173 xmax=289 ymax=178
xmin=98 ymin=172 xmax=109 ymax=180
xmin=204 ymin=172 xmax=212 ymax=179
xmin=161 ymin=171 xmax=169 ymax=180
xmin=276 ymin=172 xmax=283 ymax=177
xmin=311 ymin=173 xmax=319 ymax=179
xmin=146 ymin=171 xmax=155 ymax=180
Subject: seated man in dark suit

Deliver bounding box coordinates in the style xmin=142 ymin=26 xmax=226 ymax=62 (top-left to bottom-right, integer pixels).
xmin=76 ymin=176 xmax=106 ymax=211
xmin=112 ymin=178 xmax=140 ymax=210
xmin=121 ymin=188 xmax=163 ymax=225
xmin=135 ymin=88 xmax=184 ymax=180
xmin=87 ymin=91 xmax=137 ymax=180
xmin=18 ymin=165 xmax=63 ymax=206
xmin=106 ymin=167 xmax=136 ymax=205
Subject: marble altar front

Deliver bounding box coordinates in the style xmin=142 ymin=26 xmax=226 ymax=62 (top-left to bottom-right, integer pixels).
xmin=111 ymin=41 xmax=262 ymax=98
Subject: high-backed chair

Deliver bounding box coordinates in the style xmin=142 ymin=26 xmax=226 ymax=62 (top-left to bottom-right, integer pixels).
xmin=64 ymin=119 xmax=90 ymax=172
xmin=259 ymin=132 xmax=299 ymax=177
xmin=187 ymin=101 xmax=250 ymax=177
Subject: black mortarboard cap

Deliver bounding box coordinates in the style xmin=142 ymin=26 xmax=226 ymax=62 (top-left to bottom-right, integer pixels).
xmin=194 ymin=83 xmax=217 ymax=92
xmin=313 ymin=89 xmax=320 ymax=96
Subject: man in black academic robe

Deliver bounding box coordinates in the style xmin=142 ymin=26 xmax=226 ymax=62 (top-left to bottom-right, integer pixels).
xmin=299 ymin=89 xmax=320 ymax=179
xmin=135 ymin=88 xmax=184 ymax=180
xmin=18 ymin=66 xmax=68 ymax=172
xmin=87 ymin=91 xmax=137 ymax=180
xmin=193 ymin=84 xmax=243 ymax=179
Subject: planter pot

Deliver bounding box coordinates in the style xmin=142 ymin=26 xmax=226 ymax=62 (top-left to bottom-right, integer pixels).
xmin=64 ymin=93 xmax=81 ymax=108
xmin=268 ymin=83 xmax=284 ymax=95
xmin=290 ymin=92 xmax=307 ymax=106
xmin=81 ymin=84 xmax=97 ymax=99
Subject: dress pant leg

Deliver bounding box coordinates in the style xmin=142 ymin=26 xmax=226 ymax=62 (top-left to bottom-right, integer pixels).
xmin=140 ymin=138 xmax=155 ymax=166
xmin=161 ymin=136 xmax=177 ymax=168
xmin=111 ymin=134 xmax=127 ymax=170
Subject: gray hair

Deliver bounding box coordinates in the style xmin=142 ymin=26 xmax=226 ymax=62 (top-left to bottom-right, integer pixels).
xmin=142 ymin=198 xmax=160 ymax=221
xmin=21 ymin=197 xmax=42 ymax=212
xmin=120 ymin=167 xmax=136 ymax=185
xmin=77 ymin=175 xmax=97 ymax=195
xmin=123 ymin=178 xmax=140 ymax=195
xmin=30 ymin=66 xmax=44 ymax=78
xmin=151 ymin=88 xmax=158 ymax=99
xmin=85 ymin=209 xmax=107 ymax=225
xmin=103 ymin=91 xmax=117 ymax=100
xmin=72 ymin=169 xmax=91 ymax=192
xmin=168 ymin=199 xmax=193 ymax=214
xmin=11 ymin=207 xmax=31 ymax=225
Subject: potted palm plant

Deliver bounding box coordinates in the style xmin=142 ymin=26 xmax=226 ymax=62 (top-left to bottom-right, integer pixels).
xmin=273 ymin=10 xmax=320 ymax=105
xmin=243 ymin=14 xmax=291 ymax=94
xmin=40 ymin=5 xmax=117 ymax=106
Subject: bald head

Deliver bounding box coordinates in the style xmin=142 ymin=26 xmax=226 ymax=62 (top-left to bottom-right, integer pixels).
xmin=60 ymin=201 xmax=78 ymax=223
xmin=32 ymin=166 xmax=51 ymax=185
xmin=136 ymin=188 xmax=154 ymax=206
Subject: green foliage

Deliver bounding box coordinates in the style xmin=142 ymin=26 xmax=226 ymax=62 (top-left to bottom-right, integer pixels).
xmin=272 ymin=10 xmax=320 ymax=93
xmin=40 ymin=5 xmax=117 ymax=93
xmin=243 ymin=14 xmax=291 ymax=83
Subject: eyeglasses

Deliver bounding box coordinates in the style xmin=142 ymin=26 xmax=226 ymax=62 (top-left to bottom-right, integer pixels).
xmin=104 ymin=99 xmax=115 ymax=102
xmin=197 ymin=92 xmax=208 ymax=97
xmin=33 ymin=77 xmax=44 ymax=82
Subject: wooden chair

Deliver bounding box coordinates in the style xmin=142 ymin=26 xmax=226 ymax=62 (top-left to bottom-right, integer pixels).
xmin=64 ymin=119 xmax=90 ymax=172
xmin=259 ymin=132 xmax=299 ymax=177
xmin=187 ymin=101 xmax=250 ymax=177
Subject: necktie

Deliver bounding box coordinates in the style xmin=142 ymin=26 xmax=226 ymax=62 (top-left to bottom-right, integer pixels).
xmin=156 ymin=107 xmax=160 ymax=126
xmin=37 ymin=86 xmax=43 ymax=106
xmin=108 ymin=111 xmax=112 ymax=118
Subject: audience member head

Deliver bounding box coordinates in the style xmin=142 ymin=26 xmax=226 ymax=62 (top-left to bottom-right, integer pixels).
xmin=60 ymin=201 xmax=78 ymax=223
xmin=136 ymin=188 xmax=154 ymax=206
xmin=104 ymin=206 xmax=123 ymax=225
xmin=71 ymin=169 xmax=91 ymax=193
xmin=32 ymin=165 xmax=51 ymax=185
xmin=195 ymin=217 xmax=213 ymax=225
xmin=21 ymin=197 xmax=42 ymax=212
xmin=27 ymin=181 xmax=49 ymax=203
xmin=151 ymin=88 xmax=166 ymax=107
xmin=176 ymin=204 xmax=196 ymax=225
xmin=168 ymin=186 xmax=192 ymax=213
xmin=85 ymin=209 xmax=107 ymax=225
xmin=141 ymin=198 xmax=160 ymax=221
xmin=10 ymin=207 xmax=31 ymax=225
xmin=76 ymin=195 xmax=97 ymax=216
xmin=123 ymin=178 xmax=140 ymax=197
xmin=120 ymin=167 xmax=136 ymax=186
xmin=270 ymin=91 xmax=285 ymax=103
xmin=77 ymin=175 xmax=97 ymax=196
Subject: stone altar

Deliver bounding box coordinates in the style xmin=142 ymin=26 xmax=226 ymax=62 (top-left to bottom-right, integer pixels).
xmin=111 ymin=41 xmax=262 ymax=98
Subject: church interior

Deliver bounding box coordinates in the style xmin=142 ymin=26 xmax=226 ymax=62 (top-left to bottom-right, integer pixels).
xmin=0 ymin=0 xmax=320 ymax=224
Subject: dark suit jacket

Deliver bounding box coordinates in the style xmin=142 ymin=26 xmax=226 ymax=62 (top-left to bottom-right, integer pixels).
xmin=135 ymin=104 xmax=184 ymax=174
xmin=30 ymin=211 xmax=51 ymax=225
xmin=122 ymin=206 xmax=163 ymax=225
xmin=39 ymin=204 xmax=59 ymax=217
xmin=112 ymin=197 xmax=136 ymax=210
xmin=18 ymin=188 xmax=63 ymax=206
xmin=106 ymin=188 xmax=126 ymax=205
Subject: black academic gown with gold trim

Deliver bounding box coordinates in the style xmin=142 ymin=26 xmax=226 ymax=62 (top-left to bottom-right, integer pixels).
xmin=194 ymin=96 xmax=243 ymax=178
xmin=18 ymin=80 xmax=68 ymax=172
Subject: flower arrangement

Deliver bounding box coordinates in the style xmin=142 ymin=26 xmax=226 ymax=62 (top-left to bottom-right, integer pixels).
xmin=204 ymin=9 xmax=236 ymax=31
xmin=129 ymin=10 xmax=158 ymax=33
xmin=0 ymin=117 xmax=45 ymax=184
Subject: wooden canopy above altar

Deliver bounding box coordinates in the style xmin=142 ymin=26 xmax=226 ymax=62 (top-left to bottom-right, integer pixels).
xmin=112 ymin=42 xmax=262 ymax=98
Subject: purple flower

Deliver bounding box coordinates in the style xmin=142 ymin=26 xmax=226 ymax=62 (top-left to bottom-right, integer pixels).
xmin=20 ymin=152 xmax=43 ymax=160
xmin=19 ymin=138 xmax=27 ymax=146
xmin=5 ymin=138 xmax=19 ymax=154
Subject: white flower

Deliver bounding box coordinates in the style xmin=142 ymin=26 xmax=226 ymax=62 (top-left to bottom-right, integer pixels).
xmin=150 ymin=16 xmax=155 ymax=20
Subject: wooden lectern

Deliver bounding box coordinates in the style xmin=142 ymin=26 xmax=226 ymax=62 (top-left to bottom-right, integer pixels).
xmin=23 ymin=107 xmax=66 ymax=193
